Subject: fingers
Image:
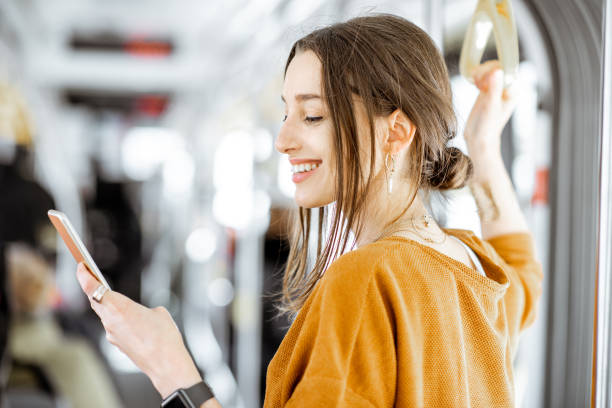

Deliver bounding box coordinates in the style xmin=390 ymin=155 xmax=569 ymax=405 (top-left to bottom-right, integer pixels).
xmin=89 ymin=298 xmax=107 ymax=320
xmin=472 ymin=60 xmax=506 ymax=100
xmin=76 ymin=263 xmax=103 ymax=298
xmin=477 ymin=68 xmax=504 ymax=97
xmin=472 ymin=60 xmax=502 ymax=85
xmin=76 ymin=262 xmax=117 ymax=316
xmin=75 ymin=263 xmax=145 ymax=352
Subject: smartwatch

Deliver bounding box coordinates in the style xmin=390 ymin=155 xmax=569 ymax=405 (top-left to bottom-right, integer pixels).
xmin=161 ymin=381 xmax=215 ymax=408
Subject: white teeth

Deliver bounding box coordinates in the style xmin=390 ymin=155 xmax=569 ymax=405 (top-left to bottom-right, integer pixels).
xmin=291 ymin=162 xmax=320 ymax=173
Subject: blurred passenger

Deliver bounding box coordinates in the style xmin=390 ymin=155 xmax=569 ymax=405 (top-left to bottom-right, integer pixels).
xmin=0 ymin=80 xmax=57 ymax=404
xmin=0 ymin=82 xmax=53 ymax=256
xmin=72 ymin=14 xmax=542 ymax=408
xmin=6 ymin=244 xmax=122 ymax=408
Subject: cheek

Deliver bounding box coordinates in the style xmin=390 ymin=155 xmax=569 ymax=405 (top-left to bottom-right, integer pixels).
xmin=293 ymin=126 xmax=337 ymax=208
xmin=309 ymin=123 xmax=336 ymax=173
xmin=318 ymin=122 xmax=335 ymax=153
xmin=320 ymin=130 xmax=338 ymax=188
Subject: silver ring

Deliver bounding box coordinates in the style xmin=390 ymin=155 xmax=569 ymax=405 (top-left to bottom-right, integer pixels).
xmin=92 ymin=284 xmax=109 ymax=303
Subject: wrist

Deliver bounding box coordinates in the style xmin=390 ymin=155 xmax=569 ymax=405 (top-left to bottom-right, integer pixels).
xmin=153 ymin=363 xmax=202 ymax=400
xmin=468 ymin=150 xmax=504 ymax=181
xmin=465 ymin=137 xmax=501 ymax=158
xmin=466 ymin=143 xmax=501 ymax=159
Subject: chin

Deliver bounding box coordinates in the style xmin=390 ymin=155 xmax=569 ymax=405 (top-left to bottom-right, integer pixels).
xmin=294 ymin=189 xmax=333 ymax=209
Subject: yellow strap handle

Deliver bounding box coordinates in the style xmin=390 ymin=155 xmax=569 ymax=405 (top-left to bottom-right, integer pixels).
xmin=459 ymin=0 xmax=519 ymax=87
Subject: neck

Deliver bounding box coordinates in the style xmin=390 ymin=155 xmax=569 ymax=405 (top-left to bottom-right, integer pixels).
xmin=354 ymin=184 xmax=435 ymax=247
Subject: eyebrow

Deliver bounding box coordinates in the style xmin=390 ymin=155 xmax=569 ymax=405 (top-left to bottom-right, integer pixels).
xmin=280 ymin=93 xmax=322 ymax=103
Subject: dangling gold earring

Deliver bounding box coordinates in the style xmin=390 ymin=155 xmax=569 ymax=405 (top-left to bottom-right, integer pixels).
xmin=385 ymin=153 xmax=396 ymax=194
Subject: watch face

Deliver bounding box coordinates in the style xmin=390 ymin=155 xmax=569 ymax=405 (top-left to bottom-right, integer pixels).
xmin=162 ymin=390 xmax=194 ymax=408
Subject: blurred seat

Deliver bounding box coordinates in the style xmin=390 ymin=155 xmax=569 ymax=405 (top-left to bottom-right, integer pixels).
xmin=5 ymin=361 xmax=61 ymax=408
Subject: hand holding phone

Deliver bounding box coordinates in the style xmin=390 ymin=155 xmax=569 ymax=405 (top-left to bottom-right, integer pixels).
xmin=47 ymin=209 xmax=111 ymax=289
xmin=49 ymin=209 xmax=204 ymax=400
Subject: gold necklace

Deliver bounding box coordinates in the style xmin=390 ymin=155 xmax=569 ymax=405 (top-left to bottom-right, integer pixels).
xmin=375 ymin=214 xmax=447 ymax=244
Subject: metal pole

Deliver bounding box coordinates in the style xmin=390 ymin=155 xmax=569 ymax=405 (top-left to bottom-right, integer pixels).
xmin=594 ymin=0 xmax=612 ymax=405
xmin=234 ymin=231 xmax=264 ymax=408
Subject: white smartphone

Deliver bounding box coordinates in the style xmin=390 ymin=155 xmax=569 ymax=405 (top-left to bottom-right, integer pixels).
xmin=47 ymin=209 xmax=111 ymax=290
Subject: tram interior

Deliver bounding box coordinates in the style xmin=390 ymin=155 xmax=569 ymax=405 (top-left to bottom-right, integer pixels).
xmin=0 ymin=0 xmax=608 ymax=407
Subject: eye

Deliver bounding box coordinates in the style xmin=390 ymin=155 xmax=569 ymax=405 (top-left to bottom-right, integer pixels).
xmin=305 ymin=116 xmax=323 ymax=123
xmin=282 ymin=114 xmax=287 ymax=122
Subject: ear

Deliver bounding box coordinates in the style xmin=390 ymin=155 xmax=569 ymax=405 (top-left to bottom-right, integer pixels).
xmin=385 ymin=109 xmax=416 ymax=155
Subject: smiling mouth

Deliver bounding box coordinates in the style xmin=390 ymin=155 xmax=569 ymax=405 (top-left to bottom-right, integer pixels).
xmin=291 ymin=162 xmax=321 ymax=183
xmin=291 ymin=162 xmax=320 ymax=174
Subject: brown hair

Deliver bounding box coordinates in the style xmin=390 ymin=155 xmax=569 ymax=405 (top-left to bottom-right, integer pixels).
xmin=279 ymin=14 xmax=473 ymax=315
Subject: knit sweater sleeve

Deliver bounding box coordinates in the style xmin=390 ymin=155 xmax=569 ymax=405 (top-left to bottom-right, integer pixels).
xmin=284 ymin=253 xmax=397 ymax=407
xmin=486 ymin=232 xmax=543 ymax=331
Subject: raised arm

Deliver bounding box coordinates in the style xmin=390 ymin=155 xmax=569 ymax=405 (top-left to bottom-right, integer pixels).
xmin=463 ymin=60 xmax=528 ymax=240
xmin=464 ymin=62 xmax=543 ymax=332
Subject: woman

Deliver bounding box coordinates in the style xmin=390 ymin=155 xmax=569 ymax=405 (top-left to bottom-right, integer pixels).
xmin=76 ymin=14 xmax=542 ymax=407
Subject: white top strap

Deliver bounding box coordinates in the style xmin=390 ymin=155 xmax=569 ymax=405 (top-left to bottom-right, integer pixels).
xmin=449 ymin=235 xmax=486 ymax=277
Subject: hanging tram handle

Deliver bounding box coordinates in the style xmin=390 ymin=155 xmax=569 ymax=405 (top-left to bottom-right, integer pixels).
xmin=459 ymin=0 xmax=519 ymax=87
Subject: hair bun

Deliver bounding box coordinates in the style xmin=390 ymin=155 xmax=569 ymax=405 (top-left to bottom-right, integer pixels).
xmin=426 ymin=146 xmax=473 ymax=190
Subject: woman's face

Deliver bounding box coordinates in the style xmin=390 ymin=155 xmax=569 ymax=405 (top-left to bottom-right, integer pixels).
xmin=276 ymin=50 xmax=337 ymax=208
xmin=276 ymin=50 xmax=391 ymax=209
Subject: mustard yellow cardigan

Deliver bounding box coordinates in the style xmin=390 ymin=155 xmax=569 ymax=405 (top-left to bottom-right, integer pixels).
xmin=264 ymin=229 xmax=543 ymax=407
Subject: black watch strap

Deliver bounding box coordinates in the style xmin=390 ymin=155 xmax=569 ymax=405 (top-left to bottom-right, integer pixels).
xmin=184 ymin=381 xmax=214 ymax=405
xmin=161 ymin=381 xmax=214 ymax=408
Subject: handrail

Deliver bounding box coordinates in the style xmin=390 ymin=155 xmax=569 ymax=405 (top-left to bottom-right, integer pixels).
xmin=459 ymin=0 xmax=519 ymax=86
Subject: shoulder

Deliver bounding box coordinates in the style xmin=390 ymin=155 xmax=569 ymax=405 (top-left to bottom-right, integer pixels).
xmin=444 ymin=228 xmax=504 ymax=260
xmin=309 ymin=239 xmax=446 ymax=330
xmin=318 ymin=238 xmax=426 ymax=297
xmin=321 ymin=240 xmax=392 ymax=285
xmin=304 ymin=243 xmax=403 ymax=326
xmin=444 ymin=227 xmax=536 ymax=264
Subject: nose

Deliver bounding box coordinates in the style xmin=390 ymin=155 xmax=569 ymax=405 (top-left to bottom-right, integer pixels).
xmin=275 ymin=120 xmax=300 ymax=154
